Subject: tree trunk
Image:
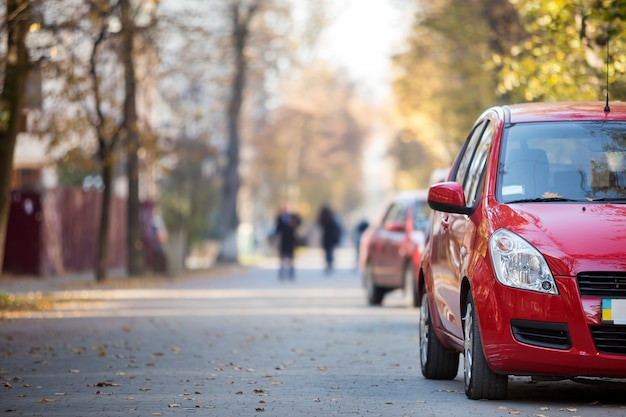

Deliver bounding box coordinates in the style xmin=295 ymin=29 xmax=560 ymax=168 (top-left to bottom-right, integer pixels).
xmin=0 ymin=0 xmax=31 ymax=275
xmin=120 ymin=0 xmax=144 ymax=276
xmin=95 ymin=150 xmax=113 ymax=282
xmin=216 ymin=2 xmax=259 ymax=263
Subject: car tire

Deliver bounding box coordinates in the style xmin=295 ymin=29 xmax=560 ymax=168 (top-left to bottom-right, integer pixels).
xmin=365 ymin=264 xmax=385 ymax=306
xmin=464 ymin=293 xmax=508 ymax=400
xmin=419 ymin=291 xmax=459 ymax=379
xmin=403 ymin=263 xmax=417 ymax=308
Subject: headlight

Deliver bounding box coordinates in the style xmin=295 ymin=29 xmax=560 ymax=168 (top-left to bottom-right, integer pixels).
xmin=489 ymin=229 xmax=558 ymax=295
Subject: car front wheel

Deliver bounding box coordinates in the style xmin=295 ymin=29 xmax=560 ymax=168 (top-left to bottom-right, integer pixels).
xmin=464 ymin=293 xmax=508 ymax=400
xmin=419 ymin=291 xmax=459 ymax=379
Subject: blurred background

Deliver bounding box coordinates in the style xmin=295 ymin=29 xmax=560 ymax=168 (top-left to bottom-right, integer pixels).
xmin=2 ymin=0 xmax=625 ymax=281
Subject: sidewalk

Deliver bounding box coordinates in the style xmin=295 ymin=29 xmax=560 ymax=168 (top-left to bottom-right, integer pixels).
xmin=0 ymin=247 xmax=358 ymax=295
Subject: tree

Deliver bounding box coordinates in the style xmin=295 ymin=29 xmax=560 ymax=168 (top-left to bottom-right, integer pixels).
xmin=120 ymin=0 xmax=144 ymax=276
xmin=496 ymin=0 xmax=626 ymax=102
xmin=0 ymin=0 xmax=31 ymax=274
xmin=215 ymin=0 xmax=263 ymax=263
xmin=391 ymin=0 xmax=524 ymax=173
xmin=158 ymin=138 xmax=219 ymax=271
xmin=26 ymin=0 xmax=159 ymax=281
xmin=248 ymin=63 xmax=368 ymax=223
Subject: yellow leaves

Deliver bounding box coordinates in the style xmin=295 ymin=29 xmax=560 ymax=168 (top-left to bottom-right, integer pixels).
xmin=38 ymin=398 xmax=57 ymax=403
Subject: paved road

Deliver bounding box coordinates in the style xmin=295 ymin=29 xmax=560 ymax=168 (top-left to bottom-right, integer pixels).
xmin=1 ymin=248 xmax=626 ymax=416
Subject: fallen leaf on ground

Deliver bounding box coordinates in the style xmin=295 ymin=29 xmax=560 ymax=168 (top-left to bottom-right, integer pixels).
xmin=95 ymin=382 xmax=120 ymax=387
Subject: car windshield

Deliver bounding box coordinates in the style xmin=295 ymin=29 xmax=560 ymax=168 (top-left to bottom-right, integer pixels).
xmin=497 ymin=121 xmax=626 ymax=203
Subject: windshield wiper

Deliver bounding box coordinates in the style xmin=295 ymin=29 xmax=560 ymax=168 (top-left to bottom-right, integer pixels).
xmin=588 ymin=197 xmax=626 ymax=203
xmin=506 ymin=197 xmax=580 ymax=204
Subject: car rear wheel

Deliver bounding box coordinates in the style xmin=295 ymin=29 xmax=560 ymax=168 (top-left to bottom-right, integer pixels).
xmin=403 ymin=263 xmax=417 ymax=308
xmin=419 ymin=292 xmax=459 ymax=379
xmin=464 ymin=293 xmax=508 ymax=400
xmin=365 ymin=264 xmax=385 ymax=305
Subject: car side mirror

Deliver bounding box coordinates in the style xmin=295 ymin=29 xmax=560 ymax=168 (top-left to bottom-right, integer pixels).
xmin=428 ymin=182 xmax=472 ymax=215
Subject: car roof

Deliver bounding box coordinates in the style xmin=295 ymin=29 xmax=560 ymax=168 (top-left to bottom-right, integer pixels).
xmin=498 ymin=101 xmax=626 ymax=124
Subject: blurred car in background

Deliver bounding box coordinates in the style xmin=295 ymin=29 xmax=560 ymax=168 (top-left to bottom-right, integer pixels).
xmin=359 ymin=190 xmax=431 ymax=307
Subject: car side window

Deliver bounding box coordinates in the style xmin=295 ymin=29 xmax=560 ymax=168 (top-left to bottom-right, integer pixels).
xmin=383 ymin=202 xmax=405 ymax=226
xmin=453 ymin=120 xmax=488 ymax=185
xmin=464 ymin=121 xmax=494 ymax=206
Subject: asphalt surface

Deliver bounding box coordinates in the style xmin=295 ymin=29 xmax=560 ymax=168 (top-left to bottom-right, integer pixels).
xmin=1 ymin=248 xmax=626 ymax=417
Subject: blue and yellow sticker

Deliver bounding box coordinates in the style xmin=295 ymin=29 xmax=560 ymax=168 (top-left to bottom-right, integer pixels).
xmin=602 ymin=299 xmax=613 ymax=323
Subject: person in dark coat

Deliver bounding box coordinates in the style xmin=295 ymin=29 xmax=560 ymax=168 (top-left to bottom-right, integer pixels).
xmin=317 ymin=205 xmax=341 ymax=275
xmin=274 ymin=203 xmax=301 ymax=280
xmin=354 ymin=219 xmax=369 ymax=271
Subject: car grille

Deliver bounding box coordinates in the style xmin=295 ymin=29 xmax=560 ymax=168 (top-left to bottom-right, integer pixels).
xmin=577 ymin=272 xmax=626 ymax=297
xmin=590 ymin=326 xmax=626 ymax=355
xmin=510 ymin=319 xmax=571 ymax=350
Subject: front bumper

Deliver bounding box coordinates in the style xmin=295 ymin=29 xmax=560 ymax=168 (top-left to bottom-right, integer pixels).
xmin=475 ymin=276 xmax=626 ymax=377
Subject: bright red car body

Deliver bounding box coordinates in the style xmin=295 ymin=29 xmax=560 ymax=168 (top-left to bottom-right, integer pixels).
xmin=360 ymin=190 xmax=430 ymax=307
xmin=418 ymin=101 xmax=626 ymax=400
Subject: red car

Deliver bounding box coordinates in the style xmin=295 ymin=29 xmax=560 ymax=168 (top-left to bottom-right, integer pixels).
xmin=418 ymin=101 xmax=626 ymax=400
xmin=360 ymin=190 xmax=430 ymax=307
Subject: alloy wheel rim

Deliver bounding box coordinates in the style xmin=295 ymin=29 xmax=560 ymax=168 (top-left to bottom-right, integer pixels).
xmin=419 ymin=296 xmax=429 ymax=366
xmin=464 ymin=303 xmax=473 ymax=385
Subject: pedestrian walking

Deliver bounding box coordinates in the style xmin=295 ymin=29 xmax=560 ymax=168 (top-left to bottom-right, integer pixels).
xmin=273 ymin=202 xmax=301 ymax=280
xmin=354 ymin=218 xmax=369 ymax=271
xmin=317 ymin=205 xmax=341 ymax=275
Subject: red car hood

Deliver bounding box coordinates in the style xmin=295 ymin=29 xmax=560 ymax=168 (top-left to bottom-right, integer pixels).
xmin=492 ymin=203 xmax=626 ymax=276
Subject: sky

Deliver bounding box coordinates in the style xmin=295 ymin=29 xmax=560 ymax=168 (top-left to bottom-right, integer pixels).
xmin=318 ymin=0 xmax=412 ymax=101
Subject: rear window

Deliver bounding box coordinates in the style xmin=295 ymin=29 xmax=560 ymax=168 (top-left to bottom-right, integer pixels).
xmin=497 ymin=121 xmax=626 ymax=203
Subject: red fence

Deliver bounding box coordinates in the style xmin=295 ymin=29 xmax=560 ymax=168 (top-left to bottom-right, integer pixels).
xmin=3 ymin=188 xmax=127 ymax=277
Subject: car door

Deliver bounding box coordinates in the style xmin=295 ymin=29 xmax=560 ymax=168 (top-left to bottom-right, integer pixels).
xmin=430 ymin=117 xmax=495 ymax=339
xmin=372 ymin=201 xmax=404 ymax=285
xmin=367 ymin=202 xmax=397 ymax=282
xmin=383 ymin=200 xmax=409 ymax=287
